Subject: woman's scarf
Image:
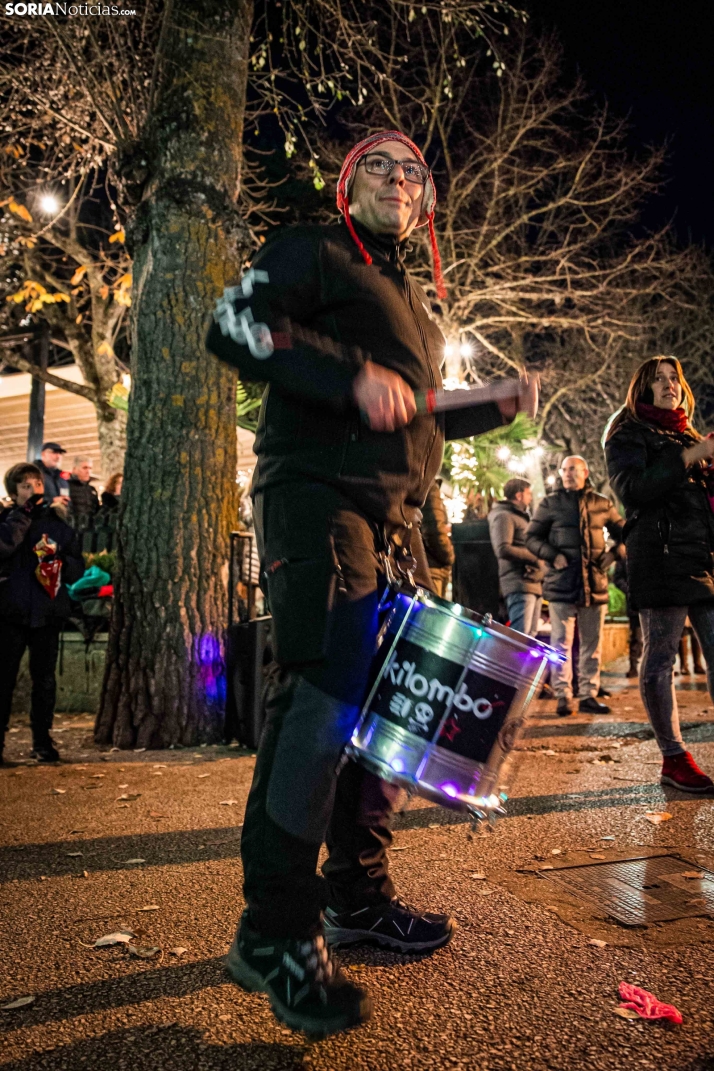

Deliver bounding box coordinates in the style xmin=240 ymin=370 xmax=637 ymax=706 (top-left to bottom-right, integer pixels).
xmin=635 ymin=401 xmax=689 ymax=434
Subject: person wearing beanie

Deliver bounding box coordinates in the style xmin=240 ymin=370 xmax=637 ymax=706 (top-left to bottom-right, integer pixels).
xmin=207 ymin=131 xmax=534 ymax=1037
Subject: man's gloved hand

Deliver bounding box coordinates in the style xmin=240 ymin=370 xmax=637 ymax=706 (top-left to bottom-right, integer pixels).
xmin=353 ymin=360 xmax=417 ymax=432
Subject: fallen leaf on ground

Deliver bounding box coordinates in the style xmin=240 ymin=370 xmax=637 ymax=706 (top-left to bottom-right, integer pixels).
xmin=688 ymin=897 xmax=707 ymax=906
xmin=543 ymin=749 xmax=556 ymax=755
xmin=138 ymin=904 xmax=159 ymax=912
xmin=51 ymin=788 xmax=66 ymax=795
xmin=1 ymin=995 xmax=35 ymax=1010
xmin=590 ymin=854 xmax=606 ymax=860
xmin=94 ymin=930 xmax=134 ymax=948
xmin=682 ymin=871 xmax=706 ymax=879
xmin=478 ymin=888 xmax=493 ymax=895
xmin=469 ymin=873 xmax=487 ymax=880
xmin=127 ymin=945 xmax=160 ymax=959
xmin=151 ymin=771 xmax=163 ymax=776
xmin=118 ymin=783 xmax=128 ymax=788
xmin=601 ymin=836 xmax=615 ymax=841
xmin=198 ymin=773 xmax=210 ymax=778
xmin=588 ymin=939 xmax=607 ymax=947
xmin=644 ymin=812 xmax=672 ymax=825
xmin=90 ymin=774 xmax=105 ymax=779
xmin=391 ymin=846 xmax=408 ymax=851
xmin=539 ymin=864 xmax=554 ymax=870
xmin=169 ymin=947 xmax=187 ymax=957
xmin=551 ymin=849 xmax=562 ymax=855
xmin=133 ymin=748 xmax=146 ymax=753
xmin=116 ymin=794 xmax=140 ymax=801
xmin=218 ymin=1014 xmax=231 ymax=1022
xmin=614 ymin=1007 xmax=641 ymax=1019
xmin=153 ymin=764 xmax=167 ymax=769
xmin=66 ymin=852 xmax=83 ymax=858
xmin=125 ymin=858 xmax=145 ymax=865
xmin=219 ymin=799 xmax=238 ymax=806
xmin=150 ymin=812 xmax=169 ymax=819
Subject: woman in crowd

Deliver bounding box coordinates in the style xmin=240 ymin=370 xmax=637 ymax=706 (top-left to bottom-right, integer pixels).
xmin=605 ymin=356 xmax=714 ymax=792
xmin=99 ymin=472 xmax=122 ymax=515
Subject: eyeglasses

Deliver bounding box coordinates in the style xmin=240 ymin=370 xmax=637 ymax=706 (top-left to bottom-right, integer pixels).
xmin=359 ymin=153 xmax=430 ymax=186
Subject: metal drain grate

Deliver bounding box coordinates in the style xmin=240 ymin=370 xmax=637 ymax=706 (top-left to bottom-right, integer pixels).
xmin=542 ymin=855 xmax=714 ymax=926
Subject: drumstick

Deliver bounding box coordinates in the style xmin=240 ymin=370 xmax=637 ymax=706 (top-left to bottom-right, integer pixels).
xmin=265 ymin=316 xmax=538 ymax=419
xmin=415 ymin=377 xmax=539 ymax=420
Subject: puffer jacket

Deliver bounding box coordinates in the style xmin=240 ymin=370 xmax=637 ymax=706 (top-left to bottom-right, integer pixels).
xmin=488 ymin=499 xmax=544 ymax=597
xmin=605 ymin=416 xmax=714 ymax=610
xmin=525 ymin=485 xmax=624 ymax=605
xmin=420 ymin=482 xmax=454 ymax=570
xmin=206 ymin=219 xmax=506 ymax=526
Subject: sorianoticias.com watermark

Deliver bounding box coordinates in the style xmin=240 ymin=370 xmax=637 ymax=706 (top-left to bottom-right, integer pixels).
xmin=5 ymin=3 xmax=136 ymax=13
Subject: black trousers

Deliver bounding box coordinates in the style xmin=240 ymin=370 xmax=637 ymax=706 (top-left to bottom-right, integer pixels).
xmin=240 ymin=483 xmax=432 ymax=938
xmin=0 ymin=620 xmax=61 ymax=745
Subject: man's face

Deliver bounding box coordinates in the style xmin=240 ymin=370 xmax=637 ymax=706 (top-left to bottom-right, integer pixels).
xmin=348 ymin=140 xmax=425 ymax=241
xmin=41 ymin=449 xmax=62 ymax=469
xmin=650 ymin=362 xmax=682 ymax=410
xmin=15 ymin=475 xmax=44 ymax=506
xmin=560 ymin=457 xmax=588 ymax=491
xmin=74 ymin=460 xmax=92 ymax=482
xmin=515 ymin=487 xmax=533 ymax=509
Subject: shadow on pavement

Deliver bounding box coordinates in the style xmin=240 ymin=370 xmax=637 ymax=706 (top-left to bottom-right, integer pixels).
xmin=0 ymin=957 xmax=228 ymax=1031
xmin=0 ymin=827 xmax=243 ymax=885
xmin=2 ymin=1023 xmax=306 ymax=1071
xmin=4 ymin=780 xmax=710 ymax=883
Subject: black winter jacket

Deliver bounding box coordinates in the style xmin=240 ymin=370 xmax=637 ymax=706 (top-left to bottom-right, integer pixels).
xmin=68 ymin=476 xmax=99 ymax=520
xmin=488 ymin=499 xmax=544 ymax=597
xmin=605 ymin=417 xmax=714 ymax=610
xmin=206 ymin=220 xmax=506 ymax=526
xmin=0 ymin=504 xmax=84 ymax=626
xmin=525 ymin=486 xmax=624 ymax=606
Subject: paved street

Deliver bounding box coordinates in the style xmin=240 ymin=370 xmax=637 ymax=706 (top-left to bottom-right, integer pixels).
xmin=2 ymin=660 xmax=713 ymax=1071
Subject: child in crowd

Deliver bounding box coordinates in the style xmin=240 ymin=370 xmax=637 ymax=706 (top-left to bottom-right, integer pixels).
xmin=0 ymin=463 xmax=84 ymax=764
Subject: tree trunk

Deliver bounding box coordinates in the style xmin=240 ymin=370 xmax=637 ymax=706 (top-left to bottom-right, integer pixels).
xmin=96 ymin=0 xmax=252 ymax=748
xmin=96 ymin=407 xmax=127 ymax=477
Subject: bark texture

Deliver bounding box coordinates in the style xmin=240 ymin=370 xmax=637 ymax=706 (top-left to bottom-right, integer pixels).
xmin=96 ymin=0 xmax=252 ymax=747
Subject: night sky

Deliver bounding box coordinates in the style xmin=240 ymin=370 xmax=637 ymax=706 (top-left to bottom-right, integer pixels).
xmin=529 ymin=0 xmax=714 ymax=248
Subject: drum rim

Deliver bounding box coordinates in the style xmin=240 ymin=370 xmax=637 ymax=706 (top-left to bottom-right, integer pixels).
xmin=404 ymin=585 xmax=564 ymax=663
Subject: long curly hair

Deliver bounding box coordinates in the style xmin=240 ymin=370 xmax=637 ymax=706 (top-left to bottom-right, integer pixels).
xmin=605 ymin=355 xmax=699 ymax=442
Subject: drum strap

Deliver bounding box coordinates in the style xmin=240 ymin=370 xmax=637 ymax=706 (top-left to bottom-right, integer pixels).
xmin=379 ymin=523 xmax=418 ymax=593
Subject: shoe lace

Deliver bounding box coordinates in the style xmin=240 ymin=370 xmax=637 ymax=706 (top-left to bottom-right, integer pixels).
xmin=298 ymin=935 xmax=334 ymax=984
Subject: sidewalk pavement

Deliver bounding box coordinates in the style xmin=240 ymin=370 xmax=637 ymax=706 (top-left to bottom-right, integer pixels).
xmin=1 ymin=659 xmax=713 ymax=1071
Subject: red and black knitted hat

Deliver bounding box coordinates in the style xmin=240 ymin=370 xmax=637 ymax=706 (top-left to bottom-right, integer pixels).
xmin=336 ymin=130 xmax=446 ymax=300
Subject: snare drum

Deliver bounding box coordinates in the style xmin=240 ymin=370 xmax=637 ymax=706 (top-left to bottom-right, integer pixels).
xmin=345 ymin=588 xmax=563 ymax=820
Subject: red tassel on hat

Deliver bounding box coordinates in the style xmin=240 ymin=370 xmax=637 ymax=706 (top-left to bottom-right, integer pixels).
xmin=336 ymin=130 xmax=446 ymax=300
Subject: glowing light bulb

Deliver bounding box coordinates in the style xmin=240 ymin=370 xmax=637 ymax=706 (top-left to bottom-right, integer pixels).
xmin=532 ymin=446 xmax=544 ymax=458
xmin=496 ymin=446 xmax=511 ymax=461
xmin=39 ymin=194 xmax=60 ymax=215
xmin=546 ymin=474 xmax=557 ymax=486
xmin=459 ymin=342 xmax=473 ymax=358
xmin=443 ymin=342 xmax=454 ymax=358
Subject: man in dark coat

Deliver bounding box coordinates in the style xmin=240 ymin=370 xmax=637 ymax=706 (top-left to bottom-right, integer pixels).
xmin=34 ymin=442 xmax=70 ymax=506
xmin=488 ymin=478 xmax=544 ymax=635
xmin=207 ymin=129 xmax=534 ymax=1037
xmin=420 ymin=480 xmax=454 ymax=597
xmin=68 ymin=456 xmax=100 ymax=522
xmin=526 ymin=456 xmax=624 ymax=716
xmin=0 ymin=463 xmax=84 ymax=764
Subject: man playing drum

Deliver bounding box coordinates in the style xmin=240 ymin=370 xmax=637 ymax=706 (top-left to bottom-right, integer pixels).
xmin=207 ymin=130 xmax=534 ymax=1038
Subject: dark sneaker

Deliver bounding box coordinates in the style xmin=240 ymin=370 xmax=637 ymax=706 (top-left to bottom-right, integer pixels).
xmin=30 ymin=741 xmax=60 ymax=763
xmin=578 ymin=697 xmax=611 ymax=714
xmin=324 ymin=898 xmax=456 ymax=953
xmin=556 ymin=698 xmax=572 ymax=717
xmin=661 ymin=751 xmax=714 ymax=794
xmin=226 ymin=915 xmax=371 ymax=1038
xmin=625 ymin=664 xmax=638 ymax=678
xmin=597 ymin=686 xmax=611 ymax=698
